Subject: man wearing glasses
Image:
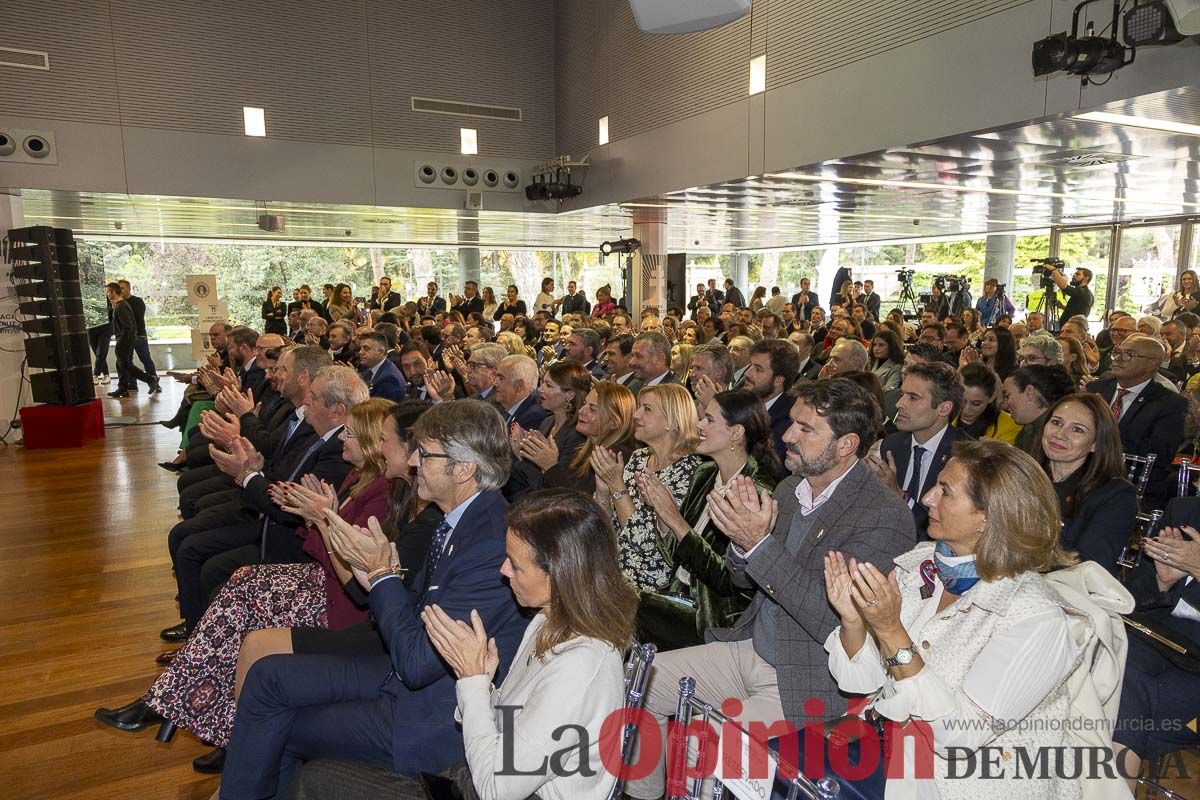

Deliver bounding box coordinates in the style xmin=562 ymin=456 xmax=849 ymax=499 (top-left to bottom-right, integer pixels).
xmin=1096 ymin=315 xmax=1137 ymax=374
xmin=1087 ymin=334 xmax=1187 ymax=506
xmin=1016 ymin=332 xmax=1063 ymax=367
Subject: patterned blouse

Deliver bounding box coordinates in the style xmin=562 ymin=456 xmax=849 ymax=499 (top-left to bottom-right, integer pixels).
xmin=608 ymin=447 xmax=703 ymax=592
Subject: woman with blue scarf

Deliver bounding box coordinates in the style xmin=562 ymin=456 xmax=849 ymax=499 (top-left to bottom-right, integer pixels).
xmin=822 ymin=440 xmax=1094 ymax=800
xmin=974 ymin=278 xmax=1015 ymax=327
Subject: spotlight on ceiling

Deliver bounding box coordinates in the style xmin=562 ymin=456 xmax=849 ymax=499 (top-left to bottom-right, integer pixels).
xmin=599 ymin=237 xmax=641 ymax=256
xmin=525 ymin=155 xmax=589 ymax=203
xmin=1032 ymin=0 xmax=1134 ymax=79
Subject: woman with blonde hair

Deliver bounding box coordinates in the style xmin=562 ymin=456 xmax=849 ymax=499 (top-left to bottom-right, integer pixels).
xmin=824 ymin=439 xmax=1117 ymax=800
xmin=536 ymin=381 xmax=637 ymax=493
xmin=592 ymin=383 xmax=703 ymax=591
xmin=495 ymin=330 xmax=526 ymax=357
xmin=1058 ymin=335 xmax=1093 ymax=389
xmin=670 ymin=341 xmax=694 ymax=385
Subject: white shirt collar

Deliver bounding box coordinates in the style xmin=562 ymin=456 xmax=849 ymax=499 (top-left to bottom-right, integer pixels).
xmin=645 ymin=370 xmax=671 ymax=386
xmin=794 ymin=459 xmax=858 ymax=516
xmin=368 ymin=359 xmax=385 ymax=380
xmin=911 ymin=420 xmax=950 ymax=453
xmin=1115 ymin=377 xmax=1152 ymax=405
xmin=764 ymin=392 xmax=784 ymax=410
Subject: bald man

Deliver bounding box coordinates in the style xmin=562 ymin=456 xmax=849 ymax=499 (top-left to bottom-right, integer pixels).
xmin=1086 ymin=334 xmax=1187 ymax=505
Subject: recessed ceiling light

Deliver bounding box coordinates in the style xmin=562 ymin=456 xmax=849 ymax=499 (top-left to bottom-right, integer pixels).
xmin=243 ymin=106 xmax=266 ymax=137
xmin=460 ymin=128 xmax=478 ymax=155
xmin=598 ymin=116 xmax=609 ymax=146
xmin=1073 ymin=110 xmax=1200 ymax=137
xmin=748 ymin=55 xmax=766 ymax=95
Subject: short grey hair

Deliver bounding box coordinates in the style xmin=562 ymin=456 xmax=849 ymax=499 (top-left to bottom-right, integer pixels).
xmin=1021 ymin=332 xmax=1062 ymax=363
xmin=470 ymin=342 xmax=507 ymax=369
xmin=312 ymin=364 xmax=369 ymax=408
xmin=693 ymin=344 xmax=733 ymax=384
xmin=499 ymin=354 xmax=538 ymax=393
xmin=290 ymin=344 xmax=334 ymax=380
xmin=412 ymin=399 xmax=511 ymax=490
xmin=834 ymin=338 xmax=869 ymax=371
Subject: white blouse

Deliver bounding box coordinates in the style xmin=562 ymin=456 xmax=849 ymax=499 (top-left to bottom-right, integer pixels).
xmin=456 ymin=612 xmax=626 ymax=800
xmin=825 ymin=542 xmax=1083 ymax=800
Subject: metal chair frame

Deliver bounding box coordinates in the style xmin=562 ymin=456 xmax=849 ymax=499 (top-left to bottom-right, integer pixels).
xmin=607 ymin=642 xmax=658 ymax=800
xmin=1176 ymin=457 xmax=1200 ymax=498
xmin=667 ymin=677 xmax=840 ymax=800
xmin=1117 ymin=509 xmax=1165 ymax=573
xmin=1124 ymin=452 xmax=1157 ymax=506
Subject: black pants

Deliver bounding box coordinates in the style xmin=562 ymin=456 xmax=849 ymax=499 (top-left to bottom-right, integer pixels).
xmin=89 ymin=326 xmax=111 ymax=376
xmin=122 ymin=335 xmax=158 ymax=388
xmin=115 ymin=344 xmax=154 ymax=389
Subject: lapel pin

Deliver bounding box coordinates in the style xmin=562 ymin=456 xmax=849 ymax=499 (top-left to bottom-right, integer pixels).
xmin=815 ymin=528 xmax=826 ymax=541
xmin=447 ymin=544 xmax=455 ymax=556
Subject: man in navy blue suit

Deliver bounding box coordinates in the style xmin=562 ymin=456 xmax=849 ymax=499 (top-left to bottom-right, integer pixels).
xmin=868 ymin=360 xmax=973 ymax=537
xmin=494 ymin=354 xmax=547 ymax=431
xmin=356 ymin=332 xmax=407 ymax=402
xmin=220 ymin=399 xmax=528 ymax=798
xmin=742 ymin=338 xmax=801 ymax=480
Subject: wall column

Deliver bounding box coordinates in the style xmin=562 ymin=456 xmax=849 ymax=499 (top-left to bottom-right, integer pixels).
xmin=631 ymin=207 xmax=667 ymax=315
xmin=0 ymin=190 xmax=29 ymax=426
xmin=457 ymin=213 xmax=481 ymax=288
xmin=734 ymin=253 xmax=750 ymax=295
xmin=983 ymin=233 xmax=1016 ymax=315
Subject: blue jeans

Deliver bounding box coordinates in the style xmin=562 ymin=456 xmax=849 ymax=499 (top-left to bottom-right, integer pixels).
xmin=122 ymin=336 xmax=157 ymax=388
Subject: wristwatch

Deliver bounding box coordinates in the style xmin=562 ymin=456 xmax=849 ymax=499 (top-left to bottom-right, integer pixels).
xmin=882 ymin=645 xmax=920 ymax=668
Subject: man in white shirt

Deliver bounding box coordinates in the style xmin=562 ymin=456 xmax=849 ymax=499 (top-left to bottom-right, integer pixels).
xmin=625 ymin=379 xmax=917 ymax=800
xmin=727 ymin=335 xmax=753 ymax=388
xmin=868 ymin=360 xmax=972 ymax=537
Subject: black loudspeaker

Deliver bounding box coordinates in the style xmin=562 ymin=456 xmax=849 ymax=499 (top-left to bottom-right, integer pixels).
xmin=7 ymin=225 xmax=96 ymax=405
xmin=666 ymin=253 xmax=687 ymax=310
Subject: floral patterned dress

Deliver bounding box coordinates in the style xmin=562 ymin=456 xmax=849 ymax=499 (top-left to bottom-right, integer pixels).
xmin=608 ymin=448 xmax=703 ymax=592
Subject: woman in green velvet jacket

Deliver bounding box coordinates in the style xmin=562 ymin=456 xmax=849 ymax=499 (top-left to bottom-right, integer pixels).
xmin=635 ymin=389 xmax=780 ymax=650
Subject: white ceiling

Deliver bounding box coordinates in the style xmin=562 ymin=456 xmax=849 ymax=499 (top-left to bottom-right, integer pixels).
xmin=18 ymin=85 xmax=1200 ymax=251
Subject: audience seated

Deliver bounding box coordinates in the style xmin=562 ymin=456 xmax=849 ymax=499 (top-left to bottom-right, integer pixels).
xmin=1003 ymin=364 xmax=1076 ymax=454
xmin=507 ymin=361 xmax=590 ymax=495
xmin=742 ymin=338 xmax=802 ymax=474
xmin=356 ymin=332 xmax=407 ymax=402
xmin=825 ymin=440 xmax=1112 ymax=798
xmin=624 ymin=378 xmax=916 ymax=799
xmin=594 ymin=384 xmax=703 ymax=592
xmin=868 ymin=328 xmax=905 ymax=391
xmin=636 ymin=389 xmax=781 ymax=649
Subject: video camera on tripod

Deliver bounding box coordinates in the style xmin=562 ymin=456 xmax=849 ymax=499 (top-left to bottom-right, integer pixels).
xmin=1031 ymin=257 xmax=1065 ymax=287
xmin=1030 ymin=257 xmax=1065 ymax=330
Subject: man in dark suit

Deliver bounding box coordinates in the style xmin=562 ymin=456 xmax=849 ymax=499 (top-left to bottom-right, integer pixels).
xmin=287 ymin=285 xmax=330 ymax=322
xmin=869 ymin=360 xmax=972 ymax=537
xmin=564 ymin=327 xmax=606 ymax=379
xmin=789 ymin=277 xmax=821 ymax=322
xmin=789 ymin=332 xmax=821 ymax=381
xmin=356 ymin=332 xmax=407 ymax=402
xmin=105 ymin=282 xmax=159 ymax=397
xmin=629 ymin=331 xmax=679 ymax=389
xmin=328 ymin=321 xmax=358 ymax=367
xmin=416 ymin=280 xmax=447 ymax=316
xmin=495 ymin=354 xmax=547 ymax=430
xmin=117 ymin=279 xmax=159 ymax=391
xmin=560 ymin=280 xmax=590 ymax=315
xmin=742 ymin=338 xmax=801 ymax=477
xmin=626 ymin=379 xmax=917 ymax=800
xmin=219 ymin=400 xmax=529 ymax=798
xmin=1086 ymin=334 xmax=1187 ymax=506
xmin=369 ymin=276 xmax=403 ymax=311
xmin=723 ymin=278 xmax=746 ymax=309
xmin=705 ymin=278 xmax=725 ymax=315
xmin=861 ymin=279 xmax=882 ymax=321
xmin=449 ymin=280 xmax=484 ymax=317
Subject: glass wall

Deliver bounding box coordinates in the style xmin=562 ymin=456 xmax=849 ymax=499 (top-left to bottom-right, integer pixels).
xmin=1049 ymin=228 xmax=1113 ymax=324
xmin=1115 ymin=224 xmax=1182 ymax=317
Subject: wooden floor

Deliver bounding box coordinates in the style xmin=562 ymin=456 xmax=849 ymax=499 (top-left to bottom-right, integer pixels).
xmin=0 ymin=383 xmax=220 ymax=800
xmin=0 ymin=383 xmax=1196 ymax=799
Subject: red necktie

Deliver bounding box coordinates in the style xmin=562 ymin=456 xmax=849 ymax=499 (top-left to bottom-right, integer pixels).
xmin=1110 ymin=388 xmax=1130 ymax=420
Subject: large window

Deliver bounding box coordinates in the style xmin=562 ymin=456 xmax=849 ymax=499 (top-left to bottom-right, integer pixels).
xmin=1049 ymin=228 xmax=1114 ymax=325
xmin=1115 ymin=224 xmax=1182 ymax=318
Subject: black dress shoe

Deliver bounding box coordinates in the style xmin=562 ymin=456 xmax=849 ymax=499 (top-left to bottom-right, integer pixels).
xmin=158 ymin=461 xmax=186 ymax=473
xmin=158 ymin=419 xmax=179 ymax=429
xmin=160 ymin=622 xmax=188 ymax=643
xmin=93 ymin=699 xmax=164 ymax=732
xmin=107 ymin=389 xmax=130 ymax=398
xmin=155 ymin=648 xmax=179 ymax=666
xmin=193 ymin=747 xmax=226 ymax=774
xmin=148 ymin=382 xmax=162 ymax=395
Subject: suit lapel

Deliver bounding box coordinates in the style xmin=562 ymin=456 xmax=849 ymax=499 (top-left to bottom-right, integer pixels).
xmin=795 ymin=464 xmax=867 ymax=552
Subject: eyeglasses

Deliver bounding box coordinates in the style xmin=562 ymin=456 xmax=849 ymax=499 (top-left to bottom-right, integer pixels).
xmin=339 ymin=428 xmax=357 ymax=440
xmin=1017 ymin=354 xmax=1048 ymax=365
xmin=1110 ymin=349 xmax=1158 ymax=362
xmin=415 ymin=444 xmax=452 ymax=465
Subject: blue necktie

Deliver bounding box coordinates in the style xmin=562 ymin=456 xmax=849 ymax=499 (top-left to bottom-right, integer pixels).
xmin=420 ymin=520 xmax=453 ymax=598
xmin=904 ymin=445 xmax=926 ymax=507
xmin=282 ymin=412 xmax=301 ymax=448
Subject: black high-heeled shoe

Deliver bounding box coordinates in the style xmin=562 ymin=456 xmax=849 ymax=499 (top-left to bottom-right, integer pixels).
xmin=93 ymin=699 xmax=164 ymax=732
xmin=156 ymin=720 xmax=177 ymax=743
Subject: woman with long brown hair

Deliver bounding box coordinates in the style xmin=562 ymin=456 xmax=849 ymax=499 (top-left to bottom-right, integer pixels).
xmin=261 ymin=286 xmax=288 ymax=335
xmin=541 ymin=380 xmax=636 ymax=492
xmin=1033 ymin=392 xmax=1137 ymax=575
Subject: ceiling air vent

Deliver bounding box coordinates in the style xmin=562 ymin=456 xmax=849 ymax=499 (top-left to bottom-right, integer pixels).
xmin=411 ymin=97 xmax=522 ymax=122
xmin=0 ymin=47 xmax=50 ymax=71
xmin=1040 ymin=150 xmax=1140 ymax=170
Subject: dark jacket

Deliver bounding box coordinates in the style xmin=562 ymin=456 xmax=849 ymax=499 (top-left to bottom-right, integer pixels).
xmin=111 ymin=299 xmax=137 ymax=353
xmin=492 ymin=300 xmax=526 ymax=320
xmin=880 ymin=424 xmax=974 ymax=536
xmin=451 ymin=295 xmax=484 ymax=318
xmin=790 ymin=290 xmax=821 ymax=320
xmin=637 ymin=457 xmax=776 ymax=650
xmin=500 ymin=392 xmax=548 ymax=431
xmin=360 ymin=357 xmax=408 ymax=402
xmin=1057 ymin=474 xmax=1138 ymax=578
xmin=504 ymin=415 xmax=587 ymax=498
xmin=371 ymin=290 xmax=403 ymax=311
xmin=1086 ymin=377 xmax=1188 ymax=506
xmin=261 ymin=300 xmax=288 ymax=335
xmin=766 ymin=393 xmax=794 ymax=481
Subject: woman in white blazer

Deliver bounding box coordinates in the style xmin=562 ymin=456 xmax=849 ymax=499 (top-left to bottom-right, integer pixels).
xmin=823 ymin=439 xmax=1091 ymax=800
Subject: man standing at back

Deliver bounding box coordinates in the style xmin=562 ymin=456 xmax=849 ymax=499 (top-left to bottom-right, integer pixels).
xmin=742 ymin=338 xmax=801 ymax=474
xmin=626 ymin=379 xmax=917 ymax=800
xmin=105 ymin=282 xmax=160 ymax=398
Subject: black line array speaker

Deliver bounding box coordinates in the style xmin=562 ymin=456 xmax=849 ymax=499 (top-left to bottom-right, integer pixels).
xmin=666 ymin=253 xmax=687 ymax=310
xmin=7 ymin=225 xmax=96 ymax=405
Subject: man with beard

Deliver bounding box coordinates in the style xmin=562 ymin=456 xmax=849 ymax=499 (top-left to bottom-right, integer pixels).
xmin=625 ymin=379 xmax=917 ymax=800
xmin=742 ymin=338 xmax=801 ymax=477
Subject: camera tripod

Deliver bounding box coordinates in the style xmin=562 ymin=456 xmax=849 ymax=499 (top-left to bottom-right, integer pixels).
xmin=896 ymin=277 xmax=922 ymax=320
xmin=1034 ymin=278 xmax=1061 ymax=333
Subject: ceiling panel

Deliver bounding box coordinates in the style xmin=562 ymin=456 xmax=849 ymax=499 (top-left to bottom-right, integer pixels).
xmin=18 ymin=85 xmax=1200 ymax=252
